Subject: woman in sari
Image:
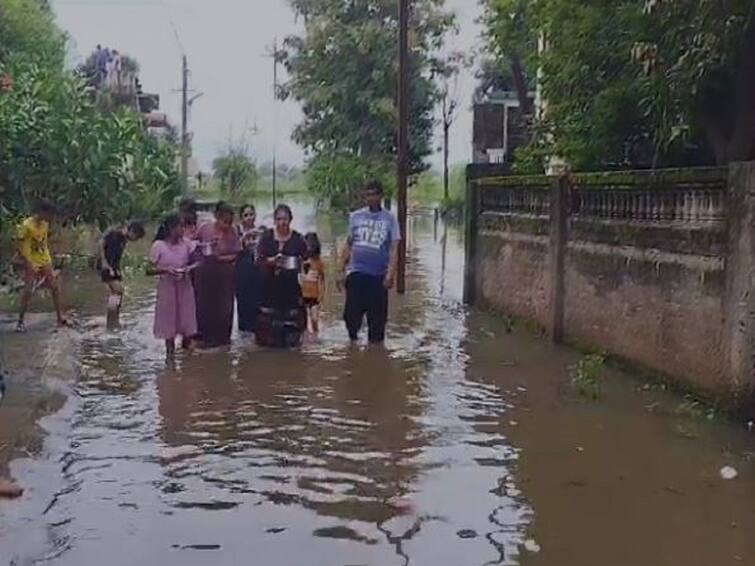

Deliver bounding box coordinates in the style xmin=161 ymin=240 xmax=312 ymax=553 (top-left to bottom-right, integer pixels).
xmin=256 ymin=204 xmax=308 ymax=346
xmin=235 ymin=204 xmax=262 ymax=333
xmin=194 ymin=202 xmax=241 ymax=348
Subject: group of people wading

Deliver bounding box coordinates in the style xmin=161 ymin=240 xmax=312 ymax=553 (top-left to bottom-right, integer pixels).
xmin=2 ymin=181 xmax=400 ymax=496
xmin=143 ymin=179 xmax=400 ymax=363
xmin=147 ymin=199 xmax=320 ymax=361
xmin=9 ymin=180 xmax=400 ymax=365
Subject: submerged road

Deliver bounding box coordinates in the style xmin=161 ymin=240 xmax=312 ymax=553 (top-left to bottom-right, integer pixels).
xmin=1 ymin=209 xmax=753 ymax=565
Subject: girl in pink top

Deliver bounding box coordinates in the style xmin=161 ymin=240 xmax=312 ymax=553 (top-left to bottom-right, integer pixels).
xmin=149 ymin=214 xmax=198 ymax=365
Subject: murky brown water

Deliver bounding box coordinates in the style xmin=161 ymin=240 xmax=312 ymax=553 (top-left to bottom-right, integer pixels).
xmin=1 ymin=204 xmax=754 ymax=565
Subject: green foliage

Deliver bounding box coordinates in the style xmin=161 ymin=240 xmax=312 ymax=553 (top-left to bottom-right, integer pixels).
xmin=637 ymin=0 xmax=755 ymax=163
xmin=283 ymin=0 xmax=455 ymax=206
xmin=571 ymin=353 xmax=606 ymax=400
xmin=482 ymin=0 xmax=755 ymax=169
xmin=306 ymin=153 xmax=392 ymax=209
xmin=0 ymin=0 xmax=66 ymax=70
xmin=0 ymin=63 xmax=179 ymax=229
xmin=212 ymin=144 xmax=257 ymax=196
xmin=675 ymin=394 xmax=720 ymax=422
xmin=411 ymin=165 xmax=465 ymax=205
xmin=256 ymin=164 xmax=308 ymax=196
xmin=0 ymin=0 xmax=180 ymax=240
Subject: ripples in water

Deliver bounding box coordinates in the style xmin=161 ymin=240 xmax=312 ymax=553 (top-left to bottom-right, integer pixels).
xmin=4 ymin=224 xmax=531 ymax=565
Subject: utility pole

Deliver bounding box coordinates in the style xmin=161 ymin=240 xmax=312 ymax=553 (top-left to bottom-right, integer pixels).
xmin=264 ymin=39 xmax=283 ymax=208
xmin=396 ymin=0 xmax=410 ymax=294
xmin=180 ymin=54 xmax=189 ymax=194
xmin=273 ymin=38 xmax=278 ymax=208
xmin=443 ymin=93 xmax=450 ymax=201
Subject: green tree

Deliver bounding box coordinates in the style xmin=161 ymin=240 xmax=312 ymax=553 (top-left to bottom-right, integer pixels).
xmin=482 ymin=0 xmax=755 ymax=170
xmin=0 ymin=62 xmax=179 ymax=228
xmin=0 ymin=0 xmax=179 ymax=232
xmin=484 ymin=0 xmax=652 ymax=170
xmin=282 ymin=0 xmax=455 ymax=205
xmin=637 ymin=0 xmax=755 ymax=164
xmin=0 ymin=0 xmax=65 ymax=70
xmin=212 ymin=142 xmax=257 ymax=196
xmin=306 ymin=153 xmax=392 ymax=209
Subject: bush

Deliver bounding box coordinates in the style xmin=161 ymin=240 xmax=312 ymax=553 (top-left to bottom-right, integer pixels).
xmin=571 ymin=353 xmax=606 ymax=400
xmin=0 ymin=62 xmax=180 ymax=231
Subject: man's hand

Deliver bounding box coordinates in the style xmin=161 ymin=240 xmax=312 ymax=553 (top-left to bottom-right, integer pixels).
xmin=383 ymin=271 xmax=395 ymax=290
xmin=336 ymin=272 xmax=346 ymax=292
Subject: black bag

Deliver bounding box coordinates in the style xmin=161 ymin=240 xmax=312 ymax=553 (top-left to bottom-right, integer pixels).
xmin=255 ymin=306 xmax=306 ymax=348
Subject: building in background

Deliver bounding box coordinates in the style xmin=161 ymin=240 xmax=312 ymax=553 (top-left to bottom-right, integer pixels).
xmin=472 ymin=90 xmax=534 ymax=164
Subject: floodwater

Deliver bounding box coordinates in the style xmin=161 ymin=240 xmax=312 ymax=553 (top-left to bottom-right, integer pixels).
xmin=1 ymin=202 xmax=754 ymax=566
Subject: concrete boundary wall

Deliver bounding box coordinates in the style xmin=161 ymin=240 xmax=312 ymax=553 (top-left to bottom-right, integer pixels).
xmin=465 ymin=163 xmax=755 ymax=406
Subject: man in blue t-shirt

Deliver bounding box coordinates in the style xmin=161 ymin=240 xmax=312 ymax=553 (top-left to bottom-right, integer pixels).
xmin=337 ymin=180 xmax=401 ymax=343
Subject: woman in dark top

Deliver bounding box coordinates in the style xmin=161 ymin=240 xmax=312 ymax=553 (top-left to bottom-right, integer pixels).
xmin=257 ymin=204 xmax=308 ymax=313
xmin=235 ymin=204 xmax=262 ymax=333
xmin=194 ymin=202 xmax=242 ymax=348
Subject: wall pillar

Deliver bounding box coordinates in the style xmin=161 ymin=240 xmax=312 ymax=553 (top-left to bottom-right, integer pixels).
xmin=548 ymin=175 xmax=569 ymax=343
xmin=464 ymin=166 xmax=481 ymax=305
xmin=724 ymin=162 xmax=755 ymax=408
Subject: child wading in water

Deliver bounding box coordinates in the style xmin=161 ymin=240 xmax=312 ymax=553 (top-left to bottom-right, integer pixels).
xmin=98 ymin=221 xmax=146 ymax=328
xmin=301 ymin=232 xmax=325 ymax=334
xmin=15 ymin=199 xmax=70 ymax=332
xmin=148 ymin=214 xmax=198 ymax=366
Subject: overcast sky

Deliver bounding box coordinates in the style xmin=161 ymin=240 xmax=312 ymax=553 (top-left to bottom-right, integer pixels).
xmin=51 ymin=0 xmax=481 ymax=171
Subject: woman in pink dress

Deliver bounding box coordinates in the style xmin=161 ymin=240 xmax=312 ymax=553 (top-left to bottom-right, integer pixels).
xmin=149 ymin=214 xmax=197 ymax=364
xmin=194 ymin=202 xmax=242 ymax=348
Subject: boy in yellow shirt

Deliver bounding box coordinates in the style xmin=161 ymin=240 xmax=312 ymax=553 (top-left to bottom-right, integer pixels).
xmin=16 ymin=200 xmax=68 ymax=332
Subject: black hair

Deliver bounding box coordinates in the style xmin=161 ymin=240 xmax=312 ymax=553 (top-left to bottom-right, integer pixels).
xmin=181 ymin=210 xmax=198 ymax=227
xmin=154 ymin=213 xmax=181 ymax=242
xmin=304 ymin=232 xmax=321 ymax=258
xmin=365 ymin=179 xmax=384 ymax=196
xmin=35 ymin=198 xmax=57 ymax=216
xmin=127 ymin=220 xmax=146 ymax=239
xmin=178 ymin=197 xmax=198 ymax=214
xmin=273 ymin=204 xmax=293 ymax=221
xmin=215 ymin=200 xmax=234 ymax=218
xmin=239 ymin=204 xmax=256 ymax=216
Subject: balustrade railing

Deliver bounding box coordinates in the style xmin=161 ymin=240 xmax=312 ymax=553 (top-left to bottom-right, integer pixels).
xmin=479 ymin=178 xmax=551 ymax=217
xmin=570 ymin=168 xmax=728 ymax=223
xmin=475 ymin=168 xmax=728 ymax=224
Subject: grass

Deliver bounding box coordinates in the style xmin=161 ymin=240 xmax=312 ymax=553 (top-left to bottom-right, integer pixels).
xmin=571 ymin=353 xmax=607 ymax=400
xmin=196 ymin=173 xmax=310 ymax=206
xmin=674 ymin=394 xmax=721 ymax=421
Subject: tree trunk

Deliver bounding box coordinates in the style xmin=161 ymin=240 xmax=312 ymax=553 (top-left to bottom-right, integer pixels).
xmin=727 ymin=17 xmax=755 ymax=162
xmin=510 ymin=54 xmax=533 ymax=116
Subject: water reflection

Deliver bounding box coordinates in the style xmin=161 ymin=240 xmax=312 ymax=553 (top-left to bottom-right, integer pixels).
xmin=3 ymin=203 xmax=755 ymax=565
xmin=0 ymin=210 xmax=532 ymax=565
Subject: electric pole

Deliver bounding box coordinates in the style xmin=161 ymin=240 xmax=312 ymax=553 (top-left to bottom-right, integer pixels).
xmin=397 ymin=0 xmax=410 ymax=294
xmin=273 ymin=38 xmax=278 ymax=208
xmin=264 ymin=39 xmax=283 ymax=208
xmin=181 ymin=54 xmax=189 ymax=194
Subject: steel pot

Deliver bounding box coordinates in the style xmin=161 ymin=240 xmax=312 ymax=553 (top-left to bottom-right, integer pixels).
xmin=279 ymin=255 xmax=302 ymax=271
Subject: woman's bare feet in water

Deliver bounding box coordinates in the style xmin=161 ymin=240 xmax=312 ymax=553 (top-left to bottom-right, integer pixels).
xmin=0 ymin=478 xmax=23 ymax=499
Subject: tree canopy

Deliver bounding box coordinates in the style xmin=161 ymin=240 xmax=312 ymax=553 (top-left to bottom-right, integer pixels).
xmin=282 ymin=0 xmax=455 ymax=205
xmin=0 ymin=0 xmax=65 ymax=70
xmin=212 ymin=141 xmax=257 ymax=196
xmin=0 ymin=0 xmax=179 ymax=230
xmin=482 ymin=0 xmax=755 ymax=171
